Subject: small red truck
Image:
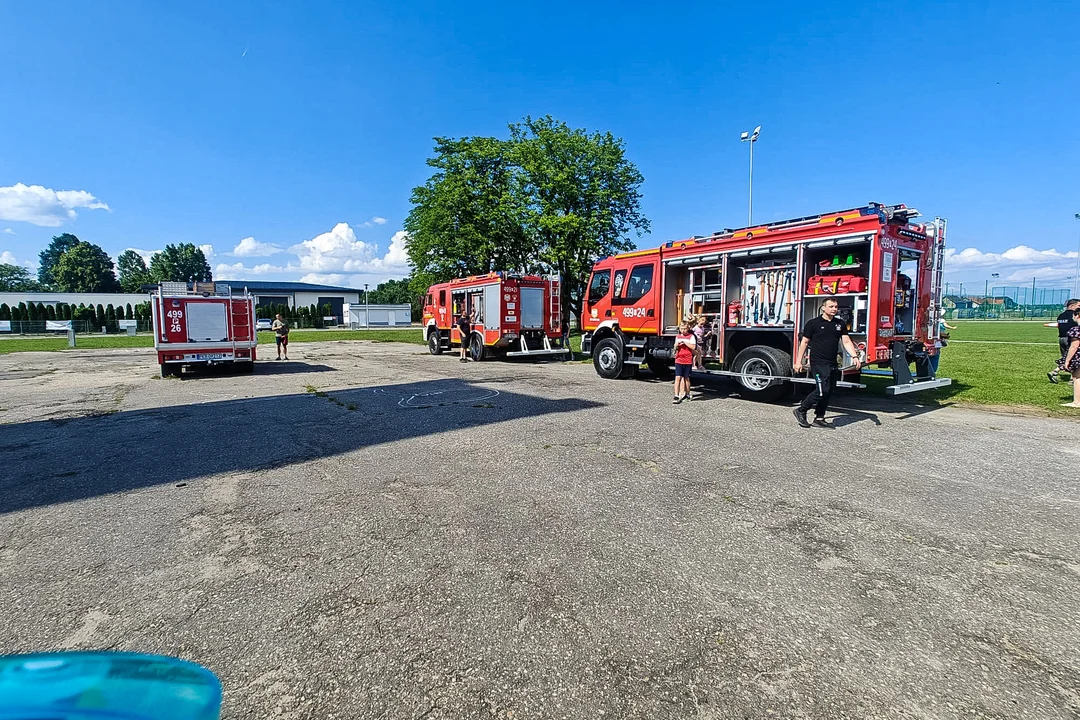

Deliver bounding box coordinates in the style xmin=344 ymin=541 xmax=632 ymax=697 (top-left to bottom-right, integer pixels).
xmin=580 ymin=203 xmax=951 ymax=400
xmin=423 ymin=272 xmax=569 ymax=360
xmin=151 ymin=281 xmax=258 ymax=377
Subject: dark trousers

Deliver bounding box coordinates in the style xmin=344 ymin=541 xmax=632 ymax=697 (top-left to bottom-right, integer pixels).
xmin=1061 ymin=337 xmax=1071 ymax=360
xmin=799 ymin=364 xmax=840 ymax=417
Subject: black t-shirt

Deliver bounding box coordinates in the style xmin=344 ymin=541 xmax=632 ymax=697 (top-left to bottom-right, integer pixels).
xmin=457 ymin=316 xmax=471 ymax=335
xmin=801 ymin=315 xmax=848 ymax=366
xmin=1056 ymin=310 xmax=1078 ymax=338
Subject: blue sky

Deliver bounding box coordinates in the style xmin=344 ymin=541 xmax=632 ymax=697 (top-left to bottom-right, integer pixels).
xmin=1 ymin=1 xmax=1078 ymax=293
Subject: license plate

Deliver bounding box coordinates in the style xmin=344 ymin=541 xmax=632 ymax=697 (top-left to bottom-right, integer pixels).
xmin=191 ymin=353 xmax=225 ymax=360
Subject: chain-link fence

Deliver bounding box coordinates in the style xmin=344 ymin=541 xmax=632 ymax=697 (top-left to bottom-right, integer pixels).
xmin=942 ymin=284 xmax=1075 ymax=319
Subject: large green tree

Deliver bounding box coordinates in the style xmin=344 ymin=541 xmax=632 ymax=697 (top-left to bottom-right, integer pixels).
xmin=404 ymin=117 xmax=649 ymax=323
xmin=37 ymin=233 xmax=81 ymax=287
xmin=51 ymin=241 xmax=120 ymax=292
xmin=149 ymin=243 xmax=212 ymax=283
xmin=404 ymin=136 xmax=536 ymax=296
xmin=510 ymin=115 xmax=649 ymax=322
xmin=117 ymin=250 xmax=152 ymax=292
xmin=0 ymin=263 xmax=41 ymax=292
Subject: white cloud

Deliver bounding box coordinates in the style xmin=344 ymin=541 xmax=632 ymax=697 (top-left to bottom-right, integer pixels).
xmin=288 ymin=223 xmax=411 ymax=275
xmin=199 ymin=244 xmax=215 ymax=259
xmin=360 ymin=216 xmax=389 ymax=228
xmin=0 ymin=250 xmax=35 ymax=270
xmin=125 ymin=247 xmax=160 ymax=264
xmin=943 ymin=244 xmax=1079 ymax=287
xmin=0 ymin=183 xmax=110 ymax=227
xmin=230 ymin=236 xmax=282 ymax=257
xmin=214 ymin=261 xmax=286 ymax=279
xmin=3 ymin=228 xmax=14 ymax=235
xmin=944 ymin=245 xmax=1077 ymax=271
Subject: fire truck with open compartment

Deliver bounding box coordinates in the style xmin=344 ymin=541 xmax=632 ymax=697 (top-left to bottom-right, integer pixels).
xmin=152 ymin=281 xmax=258 ymax=378
xmin=580 ymin=203 xmax=951 ymax=400
xmin=423 ymin=273 xmax=570 ymax=361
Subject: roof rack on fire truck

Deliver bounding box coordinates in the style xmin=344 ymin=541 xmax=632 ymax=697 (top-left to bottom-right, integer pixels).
xmin=666 ymin=203 xmax=925 ymax=250
xmin=157 ymin=281 xmax=238 ymax=298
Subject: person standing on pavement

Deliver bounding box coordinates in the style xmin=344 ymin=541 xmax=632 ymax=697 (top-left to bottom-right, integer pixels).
xmin=457 ymin=309 xmax=473 ymax=363
xmin=271 ymin=313 xmax=290 ymax=361
xmin=793 ymin=298 xmax=862 ymax=428
xmin=672 ymin=321 xmax=696 ymax=404
xmin=1048 ymin=298 xmax=1080 ymax=383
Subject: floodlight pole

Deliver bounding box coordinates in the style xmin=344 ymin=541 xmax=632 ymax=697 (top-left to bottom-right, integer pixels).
xmin=740 ymin=126 xmax=761 ymax=226
xmin=1074 ymin=213 xmax=1080 ymax=298
xmin=364 ymin=283 xmax=369 ymax=329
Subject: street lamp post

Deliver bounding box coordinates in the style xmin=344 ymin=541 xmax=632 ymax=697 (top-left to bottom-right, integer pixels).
xmin=1073 ymin=213 xmax=1080 ymax=298
xmin=364 ymin=283 xmax=369 ymax=329
xmin=740 ymin=125 xmax=761 ymax=226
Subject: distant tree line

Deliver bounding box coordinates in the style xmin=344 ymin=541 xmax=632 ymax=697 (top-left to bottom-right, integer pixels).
xmin=0 ymin=301 xmax=152 ymax=331
xmin=0 ymin=233 xmax=212 ymax=293
xmin=256 ymin=303 xmax=334 ymax=329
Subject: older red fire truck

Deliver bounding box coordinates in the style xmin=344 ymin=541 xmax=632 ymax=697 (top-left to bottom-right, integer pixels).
xmin=580 ymin=203 xmax=951 ymax=400
xmin=423 ymin=273 xmax=569 ymax=361
xmin=151 ymin=281 xmax=258 ymax=377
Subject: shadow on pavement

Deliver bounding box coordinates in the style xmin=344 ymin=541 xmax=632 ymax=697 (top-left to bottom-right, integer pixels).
xmin=0 ymin=379 xmax=602 ymax=515
xmin=252 ymin=362 xmax=336 ymax=375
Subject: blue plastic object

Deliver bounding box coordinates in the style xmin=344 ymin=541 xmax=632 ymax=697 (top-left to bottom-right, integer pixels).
xmin=0 ymin=651 xmax=222 ymax=720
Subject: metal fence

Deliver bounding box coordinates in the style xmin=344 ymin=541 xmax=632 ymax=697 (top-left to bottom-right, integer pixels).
xmin=942 ymin=284 xmax=1075 ymax=320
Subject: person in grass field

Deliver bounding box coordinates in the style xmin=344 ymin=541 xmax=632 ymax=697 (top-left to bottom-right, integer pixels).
xmin=1048 ymin=298 xmax=1079 ymax=384
xmin=1055 ymin=305 xmax=1080 ymax=407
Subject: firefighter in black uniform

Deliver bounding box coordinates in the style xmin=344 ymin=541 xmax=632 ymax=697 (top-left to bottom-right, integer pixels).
xmin=793 ymin=298 xmax=862 ymax=428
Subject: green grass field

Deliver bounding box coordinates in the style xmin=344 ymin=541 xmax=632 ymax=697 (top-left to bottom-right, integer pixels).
xmin=871 ymin=320 xmax=1075 ymax=414
xmin=1 ymin=321 xmax=1074 ymax=414
xmin=0 ymin=329 xmax=425 ymax=355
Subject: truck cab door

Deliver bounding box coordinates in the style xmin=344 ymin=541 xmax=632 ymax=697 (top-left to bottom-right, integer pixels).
xmin=612 ymin=261 xmax=659 ymax=334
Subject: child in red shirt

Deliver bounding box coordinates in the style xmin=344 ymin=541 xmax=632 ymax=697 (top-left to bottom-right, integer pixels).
xmin=673 ymin=322 xmax=696 ymax=403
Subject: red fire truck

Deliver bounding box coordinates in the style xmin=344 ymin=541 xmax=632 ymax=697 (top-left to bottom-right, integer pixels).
xmin=580 ymin=203 xmax=951 ymax=400
xmin=151 ymin=281 xmax=258 ymax=377
xmin=423 ymin=272 xmax=569 ymax=361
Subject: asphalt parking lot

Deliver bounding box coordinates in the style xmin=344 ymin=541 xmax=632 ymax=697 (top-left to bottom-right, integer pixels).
xmin=1 ymin=340 xmax=1078 ymax=719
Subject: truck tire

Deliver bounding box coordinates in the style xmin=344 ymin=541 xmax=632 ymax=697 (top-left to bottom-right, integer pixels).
xmin=731 ymin=346 xmax=792 ymax=402
xmin=469 ymin=332 xmax=485 ymax=362
xmin=645 ymin=354 xmax=673 ymax=379
xmin=593 ymin=337 xmax=625 ymax=379
xmin=428 ymin=329 xmax=443 ymax=355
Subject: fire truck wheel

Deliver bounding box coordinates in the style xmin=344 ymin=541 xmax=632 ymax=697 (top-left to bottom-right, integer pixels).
xmin=427 ymin=330 xmax=443 ymax=355
xmin=645 ymin=355 xmax=673 ymax=379
xmin=731 ymin=346 xmax=791 ymax=402
xmin=592 ymin=337 xmax=625 ymax=379
xmin=468 ymin=333 xmax=485 ymax=361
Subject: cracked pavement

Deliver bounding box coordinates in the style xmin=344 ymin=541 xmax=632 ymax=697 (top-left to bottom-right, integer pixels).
xmin=1 ymin=340 xmax=1078 ymax=719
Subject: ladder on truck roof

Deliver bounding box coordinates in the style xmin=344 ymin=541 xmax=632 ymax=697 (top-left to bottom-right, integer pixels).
xmin=158 ymin=281 xmax=236 ymax=297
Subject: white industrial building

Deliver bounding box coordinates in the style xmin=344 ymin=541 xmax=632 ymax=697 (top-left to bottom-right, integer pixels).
xmin=343 ymin=303 xmax=412 ymax=327
xmin=0 ymin=291 xmax=150 ymax=309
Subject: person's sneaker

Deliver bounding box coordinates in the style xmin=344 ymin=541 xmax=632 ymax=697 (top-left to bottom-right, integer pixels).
xmin=683 ymin=394 xmax=693 ymax=402
xmin=812 ymin=417 xmax=835 ymax=429
xmin=1048 ymin=371 xmax=1060 ymax=384
xmin=793 ymin=408 xmax=811 ymax=428
xmin=460 ymin=358 xmax=468 ymax=363
xmin=1062 ymin=401 xmax=1080 ymax=408
xmin=672 ymin=396 xmax=682 ymax=404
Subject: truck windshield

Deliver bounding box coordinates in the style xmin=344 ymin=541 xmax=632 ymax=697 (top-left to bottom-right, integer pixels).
xmin=588 ymin=270 xmax=611 ymax=303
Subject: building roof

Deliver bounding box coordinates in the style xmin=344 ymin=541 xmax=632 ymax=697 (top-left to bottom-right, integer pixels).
xmin=218 ymin=281 xmax=362 ymax=293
